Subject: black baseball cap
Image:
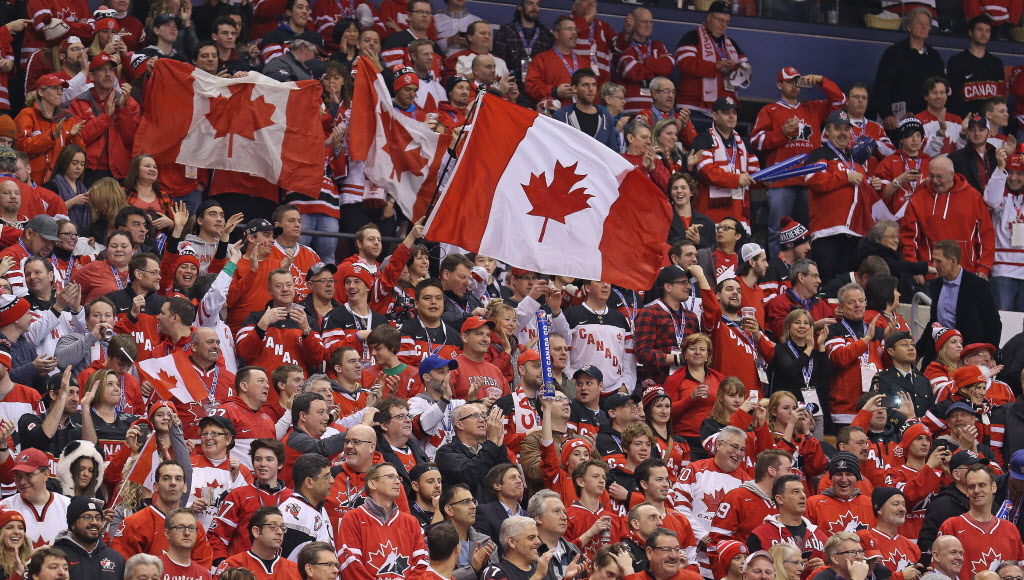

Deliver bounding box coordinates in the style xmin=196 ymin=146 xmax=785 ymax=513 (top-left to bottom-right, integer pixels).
xmin=826 ymin=109 xmax=852 ymax=127
xmin=306 ymin=262 xmax=338 ymax=280
xmin=198 ymin=415 xmax=236 ymax=438
xmin=244 ymin=218 xmax=282 ymax=238
xmin=602 ymin=392 xmax=633 ymax=412
xmin=573 ymin=365 xmax=604 ymax=383
xmin=712 ymin=96 xmax=738 ymax=112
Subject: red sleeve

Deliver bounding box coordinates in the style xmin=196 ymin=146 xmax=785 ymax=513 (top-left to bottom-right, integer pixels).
xmin=826 ymin=335 xmax=869 ymax=369
xmin=899 ymin=200 xmax=923 ymax=261
xmin=525 ymin=54 xmax=553 ymax=103
xmin=964 ymin=0 xmax=983 ymax=19
xmin=851 ymin=409 xmax=873 ymax=431
xmin=697 ymin=150 xmax=742 ymax=189
xmin=676 ymin=46 xmax=718 ymax=78
xmin=805 ymin=163 xmax=850 ymax=193
xmin=750 ymin=107 xmax=789 ymax=152
xmin=114 ymin=98 xmax=142 ymax=143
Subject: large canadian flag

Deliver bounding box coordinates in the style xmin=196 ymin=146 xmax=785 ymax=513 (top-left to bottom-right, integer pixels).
xmin=134 ymin=59 xmax=324 ymax=195
xmin=137 ymin=353 xmax=209 ymax=404
xmin=424 ymin=93 xmax=672 ymax=290
xmin=349 ymin=56 xmax=452 ymax=219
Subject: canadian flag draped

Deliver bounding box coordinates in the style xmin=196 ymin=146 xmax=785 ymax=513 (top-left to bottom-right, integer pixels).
xmin=424 ymin=93 xmax=672 ymax=290
xmin=349 ymin=56 xmax=452 ymax=219
xmin=137 ymin=353 xmax=209 ymax=404
xmin=134 ymin=59 xmax=324 ymax=195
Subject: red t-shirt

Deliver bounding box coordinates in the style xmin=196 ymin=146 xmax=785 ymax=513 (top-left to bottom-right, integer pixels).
xmin=448 ymin=355 xmax=511 ymax=399
xmin=160 ymin=554 xmax=212 ymax=580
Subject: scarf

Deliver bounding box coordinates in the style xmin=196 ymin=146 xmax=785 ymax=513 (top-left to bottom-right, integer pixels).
xmin=51 ymin=174 xmax=91 ymax=232
xmin=698 ymin=25 xmax=739 ymax=103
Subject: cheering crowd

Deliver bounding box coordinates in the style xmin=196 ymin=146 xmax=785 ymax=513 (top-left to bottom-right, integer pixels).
xmin=0 ymin=2 xmax=1023 ymax=580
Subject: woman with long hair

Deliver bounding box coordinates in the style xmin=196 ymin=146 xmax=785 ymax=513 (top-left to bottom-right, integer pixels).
xmin=642 ymin=385 xmax=690 ymax=482
xmin=765 ymin=390 xmax=827 ymax=482
xmin=663 ymin=333 xmax=724 ymax=460
xmin=52 ymin=219 xmax=93 ymax=281
xmin=768 ymin=542 xmax=804 ymax=580
xmin=55 ymin=440 xmax=107 ymax=499
xmin=865 ymin=275 xmax=910 ymax=335
xmin=71 ymin=231 xmax=133 ymax=302
xmin=82 ymin=368 xmax=140 ymax=459
xmin=768 ymin=309 xmax=832 ymax=435
xmin=926 ymin=325 xmax=964 ymax=401
xmin=124 ymin=154 xmax=173 ymax=231
xmin=654 ymin=119 xmax=686 ymax=174
xmin=85 ymin=178 xmax=128 ymax=244
xmin=698 ymin=376 xmax=772 ymax=464
xmin=0 ymin=511 xmax=30 ymax=580
xmin=666 ymin=172 xmax=715 ymax=247
xmin=42 ymin=145 xmax=91 ymax=232
xmin=590 ymin=543 xmax=634 ymax=580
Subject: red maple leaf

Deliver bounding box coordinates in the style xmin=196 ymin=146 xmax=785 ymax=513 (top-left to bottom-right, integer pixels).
xmin=702 ymin=488 xmax=727 ymax=517
xmin=380 ymin=103 xmax=427 ymax=182
xmin=522 ymin=161 xmax=592 ymax=242
xmin=205 ymin=84 xmax=276 ymax=158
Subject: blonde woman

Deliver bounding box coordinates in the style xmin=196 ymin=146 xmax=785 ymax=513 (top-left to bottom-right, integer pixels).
xmin=485 ymin=299 xmax=521 ymax=383
xmin=86 ymin=177 xmax=128 ymax=244
xmin=82 ymin=368 xmax=140 ymax=459
xmin=0 ymin=511 xmax=30 ymax=580
xmin=769 ymin=542 xmax=804 ymax=580
xmin=766 ymin=390 xmax=827 ymax=483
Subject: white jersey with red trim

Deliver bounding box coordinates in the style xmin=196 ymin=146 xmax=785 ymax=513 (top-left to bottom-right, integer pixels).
xmin=981 ymin=171 xmax=1024 ymax=280
xmin=0 ymin=492 xmax=71 ymax=548
xmin=186 ymin=454 xmax=252 ymax=530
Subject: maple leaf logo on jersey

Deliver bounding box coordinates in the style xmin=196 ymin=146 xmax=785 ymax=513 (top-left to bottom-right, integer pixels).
xmin=830 ymin=511 xmax=863 ymax=534
xmin=701 ymin=489 xmax=728 ymax=520
xmin=284 ymin=503 xmax=301 ymax=519
xmin=369 ymin=540 xmax=410 ymax=577
xmin=888 ymin=549 xmax=911 ymax=571
xmin=100 ymin=559 xmax=115 ymax=571
xmin=969 ymin=547 xmax=1002 ymax=574
xmin=522 ymin=161 xmax=593 ymax=243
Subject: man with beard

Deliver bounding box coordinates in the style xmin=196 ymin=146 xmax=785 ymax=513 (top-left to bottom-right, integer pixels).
xmin=493 ymin=0 xmax=554 ymax=106
xmin=735 ymin=243 xmax=769 ymax=330
xmin=764 ymin=258 xmax=836 ymax=339
xmin=553 ymin=68 xmax=620 ymax=151
xmin=439 ymin=76 xmax=471 ymax=132
xmin=54 ymin=496 xmax=126 ymax=580
xmin=857 ymin=488 xmax=921 ymax=579
xmin=806 ymin=451 xmax=877 ymax=535
xmin=0 ymin=215 xmax=60 ymax=297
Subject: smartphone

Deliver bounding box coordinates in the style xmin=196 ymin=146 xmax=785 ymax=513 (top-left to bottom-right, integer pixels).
xmin=137 ymin=424 xmax=150 ymax=444
xmin=880 ymin=394 xmax=903 ymax=409
xmin=748 ymin=390 xmax=758 ymax=400
xmin=802 ymin=550 xmax=813 ymax=560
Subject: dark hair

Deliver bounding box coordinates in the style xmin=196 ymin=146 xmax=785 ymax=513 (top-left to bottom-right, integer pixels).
xmin=165 ymin=296 xmax=196 ymax=326
xmin=967 ymin=14 xmax=994 ymax=31
xmin=439 ymin=482 xmax=471 ymax=514
xmin=28 ymin=548 xmax=67 ymax=580
xmin=85 ymin=296 xmax=116 ymax=318
xmin=236 ymin=366 xmax=266 ymax=392
xmin=292 ymin=392 xmax=326 ymax=428
xmin=933 ymin=239 xmax=962 ymax=262
xmin=635 ymin=457 xmax=667 ymax=491
xmin=128 ymin=252 xmax=159 ymax=284
xmin=552 ymin=15 xmax=574 ymax=31
xmin=485 ymin=463 xmax=519 ymax=499
xmin=52 ymin=144 xmax=87 ymax=179
xmin=250 ymin=438 xmax=286 ymax=464
xmin=248 ymin=506 xmax=283 ymax=541
xmin=377 ymin=397 xmax=409 ymax=423
xmin=292 ymin=453 xmax=330 ymax=491
xmin=836 ymin=425 xmax=866 ymax=447
xmin=440 ymin=253 xmax=472 ymax=276
xmin=847 ymin=81 xmax=869 ymax=95
xmin=366 ymin=325 xmax=401 ymax=353
xmin=571 ymin=458 xmax=609 ymax=496
xmin=771 ymin=473 xmax=803 ymax=503
xmin=571 ymin=67 xmax=598 ymax=86
xmin=329 ymin=346 xmax=358 ymax=369
xmin=922 ymin=76 xmax=949 ymax=96
xmin=865 ymin=274 xmax=899 ymax=312
xmin=466 ymin=20 xmax=490 ymax=36
xmin=23 ymin=256 xmax=53 ymax=277
xmin=298 ymin=542 xmax=336 ymax=580
xmin=965 ymin=463 xmax=995 ymax=483
xmin=754 ymin=449 xmax=792 ymax=481
xmin=415 ymin=278 xmax=444 ymax=300
xmin=212 ymin=15 xmax=239 ymax=32
xmin=124 ymin=154 xmax=161 ymax=196
xmin=407 ymin=0 xmax=432 ymax=12
xmin=426 ymin=521 xmax=460 ymax=561
xmin=108 ymin=334 xmax=137 ymax=363
xmin=331 ymin=17 xmax=358 ymax=46
xmin=668 ymin=238 xmax=697 ymax=261
xmin=155 ymin=459 xmax=184 ymax=482
xmin=105 ymin=230 xmax=133 ymax=249
xmin=646 ymin=527 xmax=678 ymax=549
xmin=272 ymin=204 xmax=300 ymax=226
xmin=194 ymin=40 xmax=218 ymax=60
xmin=272 ymin=364 xmax=304 ymax=393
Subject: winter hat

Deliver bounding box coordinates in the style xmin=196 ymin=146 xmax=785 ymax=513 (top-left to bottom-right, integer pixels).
xmin=0 ymin=116 xmax=15 ymax=141
xmin=931 ymin=323 xmax=962 ymax=354
xmin=89 ymin=51 xmax=117 ymax=71
xmin=895 ymin=422 xmax=930 ymax=459
xmin=1007 ymin=153 xmax=1024 ymax=172
xmin=960 ymin=343 xmax=996 ymax=362
xmin=952 ymin=365 xmax=986 ymax=394
xmin=641 ymin=385 xmax=671 ymax=408
xmin=0 ymin=511 xmax=24 ymax=531
xmin=713 ymin=540 xmax=749 ymax=579
xmin=393 ymin=67 xmax=419 ymax=92
xmin=66 ymin=496 xmax=103 ymax=527
xmin=148 ymin=400 xmax=172 ymax=421
xmin=340 ymin=262 xmax=373 ymax=289
xmin=871 ymin=486 xmax=904 ymax=515
xmin=446 ymin=74 xmax=470 ymax=94
xmin=778 ymin=217 xmax=810 ymax=249
xmin=43 ymin=19 xmax=71 ymax=45
xmin=560 ymin=437 xmax=592 ymax=467
xmin=828 ymin=451 xmax=861 ymax=480
xmin=0 ymin=295 xmax=30 ymax=328
xmin=176 ymin=242 xmax=201 ymax=272
xmin=899 ymin=117 xmax=924 ymax=139
xmin=740 ymin=243 xmax=765 ymax=263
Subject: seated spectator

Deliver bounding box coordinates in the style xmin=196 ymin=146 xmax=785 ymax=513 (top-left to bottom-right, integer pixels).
xmin=768 ymin=310 xmax=832 ymax=419
xmin=807 ymin=451 xmax=876 ymax=534
xmin=42 ymin=145 xmax=90 ymax=230
xmin=698 ymin=377 xmax=771 ymax=463
xmin=918 ymin=77 xmax=964 ymax=157
xmin=765 ymin=258 xmax=835 ymax=340
xmin=380 ymin=0 xmax=440 ymax=70
xmin=825 ymin=283 xmax=885 ymax=428
xmin=854 ymin=221 xmax=933 ymax=295
xmin=625 ymin=527 xmax=701 ymax=580
xmin=68 ymin=52 xmax=140 ymax=183
xmin=748 ymin=474 xmax=828 ymax=559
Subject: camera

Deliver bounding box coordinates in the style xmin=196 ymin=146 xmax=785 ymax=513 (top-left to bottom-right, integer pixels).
xmin=797 ymin=401 xmax=819 ymax=415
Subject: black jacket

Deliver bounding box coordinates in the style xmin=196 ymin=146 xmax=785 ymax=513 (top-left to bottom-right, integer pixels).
xmin=768 ymin=342 xmax=833 ymax=404
xmin=376 ymin=430 xmax=429 ymax=497
xmin=595 ymin=425 xmax=624 ymax=458
xmin=105 ymin=287 xmax=165 ymax=316
xmin=918 ymin=482 xmax=969 ymax=552
xmin=872 ymin=38 xmax=945 ymax=120
xmin=1001 ymin=397 xmax=1024 ymax=461
xmin=855 ymin=238 xmax=930 ymax=297
xmin=992 ymin=473 xmax=1024 ymax=541
xmin=917 ymin=268 xmax=1001 ymax=364
xmin=474 ymin=500 xmax=515 ymax=544
xmin=435 ymin=436 xmax=509 ymax=500
xmin=53 ymin=531 xmax=125 ymax=580
xmin=668 ymin=211 xmax=716 ymax=248
xmin=870 ymin=366 xmax=933 ymax=418
xmin=948 ymin=143 xmax=999 ymax=195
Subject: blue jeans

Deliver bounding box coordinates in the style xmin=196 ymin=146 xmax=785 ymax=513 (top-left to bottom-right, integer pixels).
xmin=299 ymin=212 xmax=340 ymax=264
xmin=170 ymin=188 xmax=204 ymax=215
xmin=767 ymin=185 xmax=809 ymax=258
xmin=992 ymin=276 xmax=1024 ymax=311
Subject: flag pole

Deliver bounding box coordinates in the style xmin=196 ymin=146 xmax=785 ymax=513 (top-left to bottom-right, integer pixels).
xmin=422 ymin=90 xmax=486 ymax=223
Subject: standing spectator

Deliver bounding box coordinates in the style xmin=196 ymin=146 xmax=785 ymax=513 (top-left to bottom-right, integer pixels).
xmin=236 ymin=269 xmax=324 ymax=374
xmin=635 ymin=78 xmax=697 ymax=148
xmin=54 ymin=496 xmax=125 ymax=580
xmin=564 ymin=280 xmax=635 ymax=395
xmin=674 ymin=2 xmax=750 ymax=122
xmin=666 ymin=173 xmax=715 ymax=248
xmin=900 ymin=158 xmax=995 ymax=278
xmin=870 ymin=117 xmax=931 ymax=221
xmin=15 ymin=74 xmax=85 ymax=184
xmin=492 ymin=0 xmax=554 ymax=106
xmin=983 ymin=152 xmax=1024 ymax=310
xmin=408 ymin=40 xmax=446 ymax=111
xmin=751 ymin=69 xmax=846 ymax=257
xmin=762 ymin=218 xmax=812 ymax=295
xmin=524 ymin=16 xmax=590 ymax=105
xmin=616 ymin=8 xmax=673 ymax=116
xmin=553 ymin=69 xmax=620 ymax=152
xmin=141 ymin=13 xmax=194 ymax=63
xmin=634 ymin=265 xmax=699 ymax=386
xmin=622 ymin=120 xmax=671 ymax=190
xmin=262 ymin=38 xmax=318 ymax=82
xmin=260 ymin=0 xmax=323 ymax=65
xmin=445 ymin=21 xmax=507 ymax=81
xmin=434 ymin=0 xmax=481 ymax=56
xmin=872 ymin=8 xmax=945 ymax=133
xmin=918 ymin=77 xmax=964 ymax=157
xmin=67 ymin=53 xmax=139 ymax=183
xmin=804 ymin=110 xmax=871 ymax=283
xmin=949 ymin=114 xmax=1000 ymax=195
xmin=692 ymin=97 xmax=758 ymax=225
xmin=825 ymin=284 xmax=884 ymax=427
xmin=748 ymin=474 xmax=829 ymax=558
xmin=764 ymin=259 xmax=836 ymax=340
xmin=946 ymin=17 xmax=1005 ymax=117
xmin=845 ymin=83 xmax=895 ymax=173
xmin=448 ymin=316 xmax=509 ymax=399
xmin=219 ymin=367 xmax=277 ymax=464
xmin=570 ymin=0 xmax=617 ymax=86
xmin=380 ymin=0 xmax=439 ymax=70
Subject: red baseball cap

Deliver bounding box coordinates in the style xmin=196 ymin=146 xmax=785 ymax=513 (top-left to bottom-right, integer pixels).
xmin=36 ymin=73 xmax=70 ymax=89
xmin=778 ymin=66 xmax=800 ymax=82
xmin=90 ymin=51 xmax=117 ymax=71
xmin=519 ymin=350 xmax=541 ymax=363
xmin=11 ymin=448 xmax=49 ymax=473
xmin=461 ymin=316 xmax=495 ymax=333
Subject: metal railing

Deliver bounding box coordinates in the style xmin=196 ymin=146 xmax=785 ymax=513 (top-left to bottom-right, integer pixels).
xmin=910 ymin=291 xmax=932 ymax=342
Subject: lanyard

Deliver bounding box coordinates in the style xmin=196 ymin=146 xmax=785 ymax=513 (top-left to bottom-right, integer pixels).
xmin=110 ymin=263 xmax=125 ymax=290
xmin=333 ymin=0 xmax=353 ymax=18
xmin=786 ymin=341 xmax=814 ymax=387
xmin=631 ymin=40 xmax=651 ymax=61
xmin=900 ymin=154 xmax=921 ymax=188
xmin=552 ymin=46 xmax=579 ymax=76
xmin=828 ymin=143 xmax=854 ymax=171
xmin=850 ymin=120 xmax=864 ymax=140
xmin=419 ymin=318 xmax=445 ymax=355
xmin=612 ymin=288 xmax=637 ymax=331
xmin=654 ymin=300 xmax=684 ymax=347
xmin=194 ymin=362 xmax=220 ymax=403
xmin=345 ymin=303 xmax=369 ymax=331
xmin=841 ymin=319 xmax=870 ymax=363
xmin=445 ymin=295 xmax=470 ymax=314
xmin=722 ymin=315 xmax=767 ymax=370
xmin=515 ymin=24 xmax=539 ymax=56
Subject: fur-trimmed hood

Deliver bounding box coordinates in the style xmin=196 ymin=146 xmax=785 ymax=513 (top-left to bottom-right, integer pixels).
xmin=56 ymin=440 xmax=106 ymax=497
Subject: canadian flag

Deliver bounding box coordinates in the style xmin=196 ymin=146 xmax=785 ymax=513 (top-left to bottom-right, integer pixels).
xmin=134 ymin=59 xmax=324 ymax=195
xmin=424 ymin=93 xmax=672 ymax=290
xmin=122 ymin=432 xmax=160 ymax=490
xmin=349 ymin=56 xmax=452 ymax=219
xmin=137 ymin=353 xmax=209 ymax=404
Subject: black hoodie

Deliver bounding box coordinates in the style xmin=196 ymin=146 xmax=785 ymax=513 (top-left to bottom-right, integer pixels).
xmin=53 ymin=530 xmax=125 ymax=580
xmin=918 ymin=482 xmax=970 ymax=553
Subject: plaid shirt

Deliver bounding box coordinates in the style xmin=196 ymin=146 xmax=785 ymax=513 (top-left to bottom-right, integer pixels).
xmin=634 ymin=301 xmax=699 ymax=385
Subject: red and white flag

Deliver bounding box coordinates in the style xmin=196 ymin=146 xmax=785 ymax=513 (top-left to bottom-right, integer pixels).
xmin=123 ymin=432 xmax=160 ymax=490
xmin=349 ymin=56 xmax=452 ymax=219
xmin=134 ymin=59 xmax=325 ymax=195
xmin=424 ymin=93 xmax=672 ymax=290
xmin=137 ymin=354 xmax=209 ymax=404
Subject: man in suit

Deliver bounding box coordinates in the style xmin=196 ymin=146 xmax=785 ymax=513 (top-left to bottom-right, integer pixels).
xmin=473 ymin=463 xmax=526 ymax=543
xmin=918 ymin=239 xmax=1001 ymax=363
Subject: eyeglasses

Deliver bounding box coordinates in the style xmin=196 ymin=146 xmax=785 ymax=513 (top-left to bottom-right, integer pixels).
xmin=720 ymin=441 xmax=747 ymax=454
xmin=653 ymin=88 xmax=677 ymax=95
xmin=457 ymin=412 xmax=486 ymax=422
xmin=168 ymin=525 xmax=199 ymax=533
xmin=836 ymin=550 xmax=866 ymax=558
xmin=373 ymin=473 xmax=401 ymax=481
xmin=449 ymin=497 xmax=479 ymax=507
xmin=716 ymin=225 xmax=736 ymax=232
xmin=311 ymin=562 xmax=341 ymax=569
xmin=344 ymin=438 xmax=374 ymax=446
xmin=783 ymin=561 xmax=804 ymax=566
xmin=389 ymin=413 xmax=412 ymax=422
xmin=136 ymin=269 xmax=160 ymax=276
xmin=999 ymin=575 xmax=1023 ymax=580
xmin=309 ymin=278 xmax=335 ymax=285
xmin=59 ymin=233 xmax=79 ymax=239
xmin=78 ymin=514 xmax=104 ymax=523
xmin=260 ymin=524 xmax=286 ymax=532
xmin=650 ymin=546 xmax=684 ymax=554
xmin=201 ymin=431 xmax=227 ymax=439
